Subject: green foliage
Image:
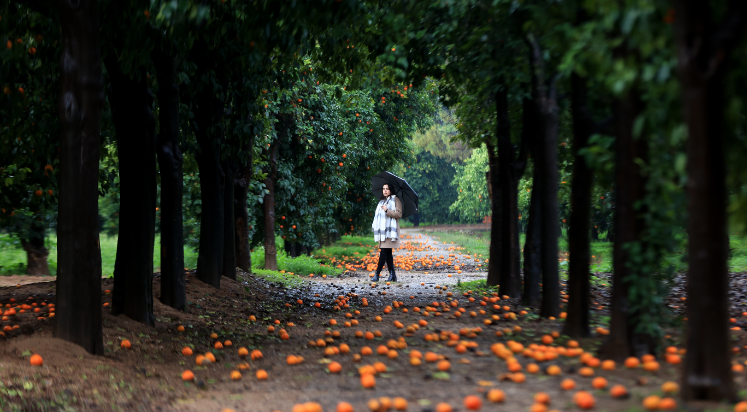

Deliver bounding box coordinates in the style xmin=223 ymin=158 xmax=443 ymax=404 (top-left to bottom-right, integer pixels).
xmin=400 ymin=146 xmax=460 ymax=224
xmin=449 ymin=146 xmax=491 ymax=223
xmin=411 ymin=108 xmax=472 ymax=163
xmin=428 ymin=231 xmax=489 ymax=258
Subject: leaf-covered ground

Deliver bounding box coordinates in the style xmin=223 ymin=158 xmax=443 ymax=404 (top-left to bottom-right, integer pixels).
xmin=0 ymin=230 xmax=746 ymax=412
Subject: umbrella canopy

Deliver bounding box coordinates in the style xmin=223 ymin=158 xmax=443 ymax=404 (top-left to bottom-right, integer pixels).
xmin=371 ymin=171 xmax=419 ymax=219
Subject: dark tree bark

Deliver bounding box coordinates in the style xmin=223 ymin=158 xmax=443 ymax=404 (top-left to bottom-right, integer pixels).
xmin=105 ymin=50 xmax=157 ymax=326
xmin=21 ymin=220 xmax=50 ymax=276
xmin=599 ymin=87 xmax=651 ymax=360
xmin=263 ymin=140 xmax=279 ymax=270
xmin=522 ymin=170 xmax=541 ymax=307
xmin=234 ymin=159 xmax=253 ymax=272
xmin=485 ymin=141 xmax=502 ymax=287
xmin=222 ymin=161 xmax=238 ymax=280
xmin=527 ymin=35 xmax=560 ymax=318
xmin=193 ymin=94 xmax=225 ymax=288
xmin=54 ymin=0 xmax=104 ymax=355
xmin=496 ymin=90 xmax=528 ymax=298
xmin=153 ymin=47 xmax=186 ymax=311
xmin=522 ymin=96 xmax=541 ymax=307
xmin=563 ymin=73 xmax=594 ymax=338
xmin=674 ymin=0 xmax=745 ymax=402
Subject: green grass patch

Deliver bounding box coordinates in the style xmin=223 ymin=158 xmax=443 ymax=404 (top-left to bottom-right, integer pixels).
xmin=251 ymin=269 xmax=304 ymax=288
xmin=310 ymin=235 xmax=377 ymax=264
xmin=425 ymin=231 xmax=490 ymax=257
xmin=0 ymin=232 xmax=200 ymax=277
xmin=251 ymin=248 xmax=342 ymax=277
xmin=453 ymin=279 xmax=498 ymax=294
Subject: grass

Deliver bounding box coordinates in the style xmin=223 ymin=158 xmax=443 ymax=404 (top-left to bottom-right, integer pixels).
xmin=0 ymin=232 xmax=202 ymax=277
xmin=424 ymin=230 xmax=490 ymax=257
xmin=311 ymin=235 xmax=377 ymax=264
xmin=251 ymin=247 xmax=342 ymax=278
xmin=453 ymin=278 xmax=498 ymax=294
xmin=250 ymin=269 xmax=304 ymax=288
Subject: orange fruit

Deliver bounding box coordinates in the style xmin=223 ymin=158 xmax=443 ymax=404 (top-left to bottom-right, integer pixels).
xmin=181 ymin=370 xmax=194 ymax=381
xmin=661 ymin=381 xmax=679 ymax=394
xmin=609 ymin=384 xmax=628 ymax=399
xmin=238 ymin=347 xmax=249 ymax=357
xmin=437 ymin=360 xmax=451 ymax=371
xmin=181 ymin=347 xmax=193 ymax=356
xmin=658 ymin=398 xmax=676 ymax=410
xmin=435 ymin=403 xmax=452 ymax=412
xmin=361 ymin=373 xmax=376 ymax=388
xmin=734 ymin=401 xmax=747 ymax=412
xmin=560 ymin=379 xmax=576 ymax=390
xmin=463 ymin=395 xmax=482 ymax=410
xmin=205 ymin=352 xmax=216 ymax=363
xmin=328 ymin=361 xmax=342 ymax=373
xmin=251 ymin=349 xmax=263 ymax=360
xmin=393 ymin=397 xmax=408 ymax=410
xmin=591 ymin=376 xmax=607 ymax=389
xmin=573 ymin=391 xmax=595 ymax=410
xmin=30 ymin=354 xmax=43 ymax=366
xmin=337 ymin=402 xmax=354 ymax=412
xmin=534 ymin=392 xmax=550 ymax=404
xmin=624 ymin=357 xmax=640 ymax=368
xmin=230 ymin=370 xmax=241 ymax=380
xmin=578 ymin=366 xmax=594 ymax=376
xmin=642 ymin=395 xmax=660 ymax=410
xmin=642 ymin=361 xmax=660 ymax=372
xmin=256 ymin=369 xmax=268 ymax=380
xmin=601 ymin=360 xmax=615 ymax=370
xmin=546 ymin=365 xmax=561 ymax=376
xmin=487 ymin=389 xmax=505 ymax=403
xmin=120 ymin=340 xmax=131 ymax=349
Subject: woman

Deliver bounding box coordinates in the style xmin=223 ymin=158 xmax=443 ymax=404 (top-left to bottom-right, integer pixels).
xmin=371 ymin=183 xmax=402 ymax=282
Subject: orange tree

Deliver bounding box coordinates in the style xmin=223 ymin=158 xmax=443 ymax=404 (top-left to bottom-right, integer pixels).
xmin=0 ymin=3 xmax=60 ymax=277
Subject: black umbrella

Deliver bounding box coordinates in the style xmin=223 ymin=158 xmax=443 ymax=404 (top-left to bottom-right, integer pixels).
xmin=371 ymin=171 xmax=419 ymax=218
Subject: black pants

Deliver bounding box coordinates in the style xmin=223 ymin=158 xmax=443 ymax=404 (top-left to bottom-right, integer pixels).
xmin=376 ymin=248 xmax=394 ymax=272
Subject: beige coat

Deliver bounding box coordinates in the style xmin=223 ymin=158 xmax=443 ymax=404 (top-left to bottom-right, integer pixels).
xmin=378 ymin=197 xmax=403 ymax=249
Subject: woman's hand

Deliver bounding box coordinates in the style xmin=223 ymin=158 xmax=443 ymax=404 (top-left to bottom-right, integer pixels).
xmin=381 ymin=204 xmax=388 ymax=212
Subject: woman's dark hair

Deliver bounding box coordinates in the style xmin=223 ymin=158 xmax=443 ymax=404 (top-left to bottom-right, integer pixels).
xmin=380 ymin=184 xmax=390 ymax=200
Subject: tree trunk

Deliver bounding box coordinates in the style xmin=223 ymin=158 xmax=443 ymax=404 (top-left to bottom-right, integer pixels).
xmin=485 ymin=141 xmax=502 ymax=287
xmin=599 ymin=87 xmax=652 ymax=360
xmin=222 ymin=161 xmax=237 ymax=280
xmin=527 ymin=36 xmax=561 ymax=318
xmin=234 ymin=160 xmax=253 ymax=272
xmin=153 ymin=48 xmax=186 ymax=311
xmin=674 ymin=0 xmax=744 ymax=401
xmin=194 ymin=109 xmax=225 ymax=288
xmin=522 ymin=96 xmax=541 ymax=308
xmin=21 ymin=220 xmax=50 ymax=276
xmin=263 ymin=140 xmax=279 ymax=270
xmin=496 ymin=90 xmax=521 ymax=298
xmin=105 ymin=51 xmax=157 ymax=327
xmin=54 ymin=0 xmax=104 ymax=355
xmin=563 ymin=73 xmax=594 ymax=338
xmin=522 ymin=171 xmax=541 ymax=307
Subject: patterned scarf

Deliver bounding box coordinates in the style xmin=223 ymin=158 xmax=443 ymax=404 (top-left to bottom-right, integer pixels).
xmin=372 ymin=195 xmax=398 ymax=242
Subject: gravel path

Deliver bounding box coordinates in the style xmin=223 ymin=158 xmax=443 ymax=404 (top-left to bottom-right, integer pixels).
xmin=304 ymin=229 xmax=489 ymax=307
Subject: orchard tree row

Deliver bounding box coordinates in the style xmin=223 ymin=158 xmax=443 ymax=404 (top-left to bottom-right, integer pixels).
xmin=2 ymin=0 xmax=747 ymax=403
xmin=1 ymin=0 xmax=438 ymax=355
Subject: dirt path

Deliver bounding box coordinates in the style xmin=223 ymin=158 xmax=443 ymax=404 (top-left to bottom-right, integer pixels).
xmin=305 ymin=230 xmax=486 ymax=307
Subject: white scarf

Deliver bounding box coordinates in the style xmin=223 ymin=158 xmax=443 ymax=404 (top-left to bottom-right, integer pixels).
xmin=372 ymin=195 xmax=398 ymax=242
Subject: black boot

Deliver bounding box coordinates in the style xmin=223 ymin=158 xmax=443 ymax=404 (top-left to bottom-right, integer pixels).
xmin=372 ymin=270 xmax=381 ymax=282
xmin=386 ymin=269 xmax=397 ymax=282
